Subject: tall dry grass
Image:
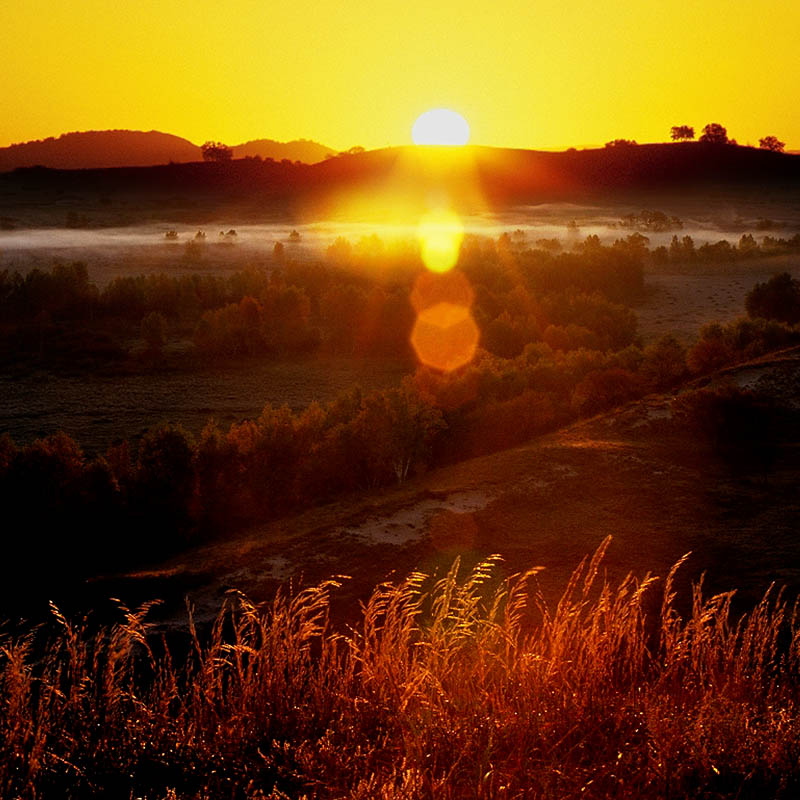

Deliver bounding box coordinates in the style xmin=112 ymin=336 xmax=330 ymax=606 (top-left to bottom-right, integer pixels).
xmin=2 ymin=538 xmax=800 ymax=799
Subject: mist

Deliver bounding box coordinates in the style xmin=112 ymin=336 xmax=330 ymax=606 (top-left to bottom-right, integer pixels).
xmin=2 ymin=201 xmax=797 ymax=287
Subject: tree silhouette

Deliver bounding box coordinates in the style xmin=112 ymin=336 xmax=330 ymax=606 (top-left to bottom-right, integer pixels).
xmin=201 ymin=141 xmax=233 ymax=162
xmin=759 ymin=135 xmax=785 ymax=153
xmin=670 ymin=125 xmax=695 ymax=141
xmin=698 ymin=123 xmax=731 ymax=144
xmin=604 ymin=139 xmax=637 ymax=148
xmin=746 ymin=272 xmax=800 ymax=324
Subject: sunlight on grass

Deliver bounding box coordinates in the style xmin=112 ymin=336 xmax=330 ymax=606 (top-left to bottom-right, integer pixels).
xmin=3 ymin=540 xmax=800 ymax=798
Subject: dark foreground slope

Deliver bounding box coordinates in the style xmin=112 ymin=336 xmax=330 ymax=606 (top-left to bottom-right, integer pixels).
xmin=1 ymin=142 xmax=798 ymax=226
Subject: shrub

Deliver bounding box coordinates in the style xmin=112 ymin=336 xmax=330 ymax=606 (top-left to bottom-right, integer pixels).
xmin=571 ymin=367 xmax=644 ymax=415
xmin=746 ymin=272 xmax=800 ymax=325
xmin=140 ymin=311 xmax=167 ymax=356
xmin=670 ymin=384 xmax=777 ymax=453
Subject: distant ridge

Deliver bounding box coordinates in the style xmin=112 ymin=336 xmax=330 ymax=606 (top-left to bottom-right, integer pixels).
xmin=0 ymin=130 xmax=200 ymax=171
xmin=0 ymin=130 xmax=336 ymax=171
xmin=233 ymin=138 xmax=335 ymax=164
xmin=1 ymin=142 xmax=798 ymax=227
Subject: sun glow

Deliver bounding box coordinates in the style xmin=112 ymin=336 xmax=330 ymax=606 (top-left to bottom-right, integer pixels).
xmin=411 ymin=109 xmax=470 ymax=146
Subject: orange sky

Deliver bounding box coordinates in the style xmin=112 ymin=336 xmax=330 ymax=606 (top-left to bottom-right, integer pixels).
xmin=1 ymin=0 xmax=798 ymax=151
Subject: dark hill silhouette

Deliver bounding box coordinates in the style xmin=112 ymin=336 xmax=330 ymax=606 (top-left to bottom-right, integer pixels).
xmin=0 ymin=130 xmax=336 ymax=171
xmin=0 ymin=130 xmax=200 ymax=171
xmin=302 ymin=142 xmax=800 ymax=216
xmin=1 ymin=142 xmax=798 ymax=224
xmin=233 ymin=138 xmax=334 ymax=163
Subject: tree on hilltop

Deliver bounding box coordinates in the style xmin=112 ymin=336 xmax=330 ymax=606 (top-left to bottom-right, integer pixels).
xmin=670 ymin=125 xmax=695 ymax=141
xmin=201 ymin=141 xmax=233 ymax=161
xmin=759 ymin=135 xmax=785 ymax=153
xmin=698 ymin=123 xmax=732 ymax=144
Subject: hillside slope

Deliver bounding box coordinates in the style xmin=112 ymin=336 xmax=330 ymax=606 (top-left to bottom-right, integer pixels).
xmin=232 ymin=138 xmax=334 ymax=163
xmin=100 ymin=347 xmax=800 ymax=627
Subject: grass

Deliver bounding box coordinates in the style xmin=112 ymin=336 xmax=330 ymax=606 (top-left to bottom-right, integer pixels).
xmin=2 ymin=538 xmax=800 ymax=799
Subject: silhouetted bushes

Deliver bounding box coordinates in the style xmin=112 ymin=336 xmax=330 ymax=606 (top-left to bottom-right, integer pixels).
xmin=660 ymin=233 xmax=800 ymax=265
xmin=670 ymin=385 xmax=783 ymax=466
xmin=3 ymin=250 xmax=798 ymax=594
xmin=746 ymin=272 xmax=800 ymax=325
xmin=0 ymin=261 xmax=98 ymax=320
xmin=1 ymin=234 xmax=648 ymax=369
xmin=687 ymin=318 xmax=800 ymax=374
xmin=0 ymin=433 xmax=124 ymax=596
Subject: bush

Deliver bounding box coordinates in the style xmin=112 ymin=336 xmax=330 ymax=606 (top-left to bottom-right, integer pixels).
xmin=641 ymin=335 xmax=687 ymax=389
xmin=571 ymin=367 xmax=644 ymax=415
xmin=670 ymin=384 xmax=777 ymax=454
xmin=140 ymin=311 xmax=167 ymax=356
xmin=746 ymin=272 xmax=800 ymax=325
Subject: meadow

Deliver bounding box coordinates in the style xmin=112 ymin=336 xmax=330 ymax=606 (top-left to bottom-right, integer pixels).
xmin=2 ymin=189 xmax=800 ymax=798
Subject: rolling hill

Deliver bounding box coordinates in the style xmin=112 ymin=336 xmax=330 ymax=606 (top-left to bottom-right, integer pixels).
xmin=0 ymin=141 xmax=798 ymax=226
xmin=232 ymin=137 xmax=334 ymax=163
xmin=0 ymin=129 xmax=335 ymax=172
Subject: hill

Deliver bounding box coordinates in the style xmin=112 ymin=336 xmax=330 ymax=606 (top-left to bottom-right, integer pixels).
xmin=0 ymin=130 xmax=200 ymax=170
xmin=0 ymin=129 xmax=335 ymax=171
xmin=93 ymin=346 xmax=800 ymax=627
xmin=303 ymin=142 xmax=800 ymax=216
xmin=232 ymin=137 xmax=334 ymax=163
xmin=0 ymin=141 xmax=798 ymax=226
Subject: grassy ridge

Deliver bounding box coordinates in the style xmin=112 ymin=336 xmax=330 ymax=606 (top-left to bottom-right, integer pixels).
xmin=2 ymin=540 xmax=799 ymax=799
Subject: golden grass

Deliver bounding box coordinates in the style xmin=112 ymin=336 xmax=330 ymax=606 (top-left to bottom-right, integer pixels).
xmin=2 ymin=538 xmax=800 ymax=799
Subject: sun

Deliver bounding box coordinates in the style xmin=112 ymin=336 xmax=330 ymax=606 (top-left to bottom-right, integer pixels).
xmin=411 ymin=109 xmax=470 ymax=145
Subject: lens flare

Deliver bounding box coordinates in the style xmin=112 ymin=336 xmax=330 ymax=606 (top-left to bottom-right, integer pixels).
xmin=411 ymin=302 xmax=480 ymax=372
xmin=410 ymin=270 xmax=479 ymax=372
xmin=417 ymin=208 xmax=464 ymax=273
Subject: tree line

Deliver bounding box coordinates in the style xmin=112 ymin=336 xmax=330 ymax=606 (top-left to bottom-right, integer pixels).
xmin=605 ymin=123 xmax=787 ymax=152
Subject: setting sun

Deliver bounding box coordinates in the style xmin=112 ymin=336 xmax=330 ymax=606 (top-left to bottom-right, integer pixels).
xmin=411 ymin=109 xmax=470 ymax=146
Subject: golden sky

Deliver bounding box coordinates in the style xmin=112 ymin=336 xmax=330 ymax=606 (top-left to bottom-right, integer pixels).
xmin=2 ymin=0 xmax=798 ymax=151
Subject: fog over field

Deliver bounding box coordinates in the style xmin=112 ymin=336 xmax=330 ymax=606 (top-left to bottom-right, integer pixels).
xmin=2 ymin=201 xmax=798 ymax=285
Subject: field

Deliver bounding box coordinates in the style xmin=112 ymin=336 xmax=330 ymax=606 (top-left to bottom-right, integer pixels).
xmin=4 ymin=347 xmax=800 ymax=799
xmin=0 ymin=356 xmax=407 ymax=452
xmin=638 ymin=254 xmax=798 ymax=342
